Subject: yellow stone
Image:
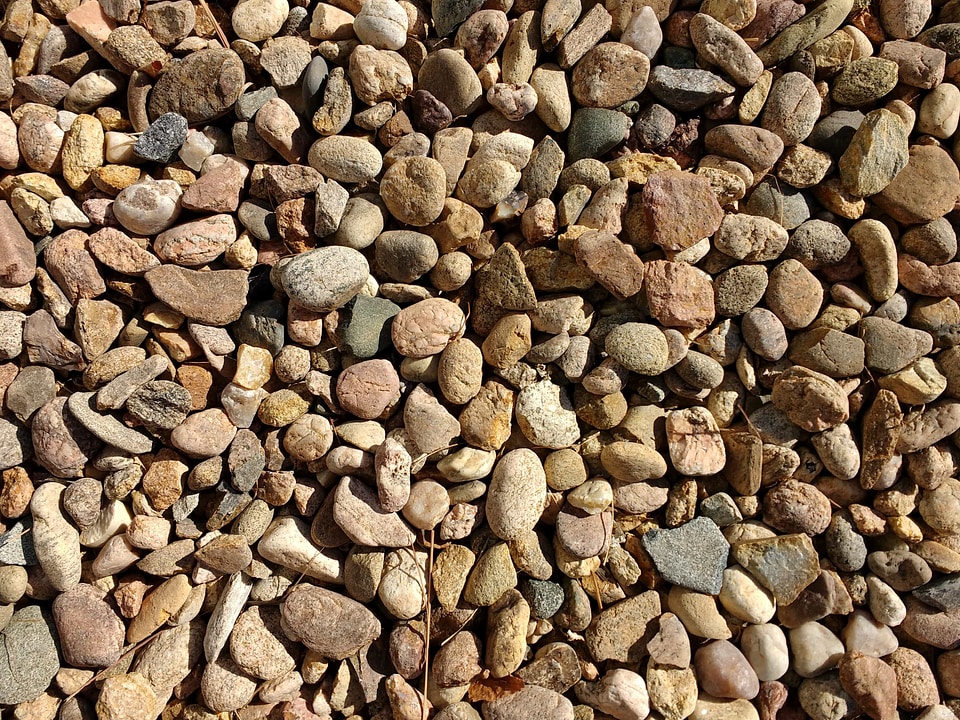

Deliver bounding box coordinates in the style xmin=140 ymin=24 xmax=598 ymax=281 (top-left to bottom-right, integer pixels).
xmin=234 ymin=344 xmax=274 ymax=389
xmin=91 ymin=164 xmax=142 ymax=195
xmin=160 ymin=164 xmax=197 ymax=187
xmin=739 ymin=69 xmax=772 ymax=124
xmin=142 ymin=301 xmax=185 ymax=328
xmin=812 ymin=177 xmax=866 ymax=219
xmin=607 ymin=152 xmax=681 ymax=186
xmin=61 ymin=114 xmax=105 ymax=192
xmin=9 ymin=172 xmax=65 ymax=200
xmin=95 ymin=106 xmax=132 ymax=131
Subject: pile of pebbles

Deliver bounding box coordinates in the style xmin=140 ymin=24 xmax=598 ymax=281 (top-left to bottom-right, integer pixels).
xmin=7 ymin=0 xmax=960 ymax=717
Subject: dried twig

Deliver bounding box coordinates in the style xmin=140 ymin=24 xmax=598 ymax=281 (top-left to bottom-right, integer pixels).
xmin=422 ymin=528 xmax=434 ymax=720
xmin=197 ymin=0 xmax=230 ymax=49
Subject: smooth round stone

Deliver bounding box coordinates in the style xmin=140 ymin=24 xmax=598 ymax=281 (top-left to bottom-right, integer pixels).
xmin=147 ymin=48 xmax=246 ymax=124
xmin=112 ymin=178 xmax=183 ymax=235
xmin=718 ymin=565 xmax=776 ymax=624
xmin=279 ymin=246 xmax=369 ymax=312
xmin=232 ymin=0 xmax=289 ymax=42
xmin=761 ymin=72 xmax=821 ymax=145
xmin=605 ymin=322 xmax=670 ymax=375
xmin=790 ymin=622 xmax=845 ymax=678
xmin=308 ymin=135 xmax=384 ymax=184
xmin=740 ymin=623 xmax=789 ymax=682
xmin=380 ymin=156 xmax=446 ymax=226
xmin=694 ymin=640 xmax=760 ymax=700
xmin=354 ymin=0 xmax=408 ymax=50
xmin=486 ymin=449 xmax=547 ymax=541
xmin=401 ymin=480 xmax=450 ymax=530
xmin=567 ymin=108 xmax=631 ymax=163
xmin=0 ymin=565 xmax=28 ymax=604
xmin=417 ymin=48 xmax=483 ymax=118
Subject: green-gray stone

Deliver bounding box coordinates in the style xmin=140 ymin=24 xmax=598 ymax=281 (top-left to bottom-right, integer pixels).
xmin=339 ymin=295 xmax=400 ymax=359
xmin=432 ymin=0 xmax=485 ymax=36
xmin=566 ymin=108 xmax=631 ymax=163
xmin=831 ymin=57 xmax=899 ymax=106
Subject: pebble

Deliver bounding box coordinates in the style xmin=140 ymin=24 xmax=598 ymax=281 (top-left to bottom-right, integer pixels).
xmin=486 ymin=449 xmax=546 ymax=541
xmin=642 ymin=517 xmax=730 ymax=595
xmin=354 ymin=0 xmax=407 ymax=50
xmin=839 ymin=108 xmax=910 ymax=198
xmin=281 ymin=584 xmax=380 ymax=660
xmin=689 ymin=13 xmax=763 ymax=87
xmin=695 ymin=640 xmax=760 ymax=700
xmin=279 ymin=246 xmax=369 ymax=312
xmin=0 ymin=605 xmax=61 ymax=705
xmin=148 ymin=48 xmax=246 ymax=124
xmin=52 ymin=584 xmax=125 ymax=668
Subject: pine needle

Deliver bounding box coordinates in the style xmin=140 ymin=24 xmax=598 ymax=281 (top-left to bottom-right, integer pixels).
xmin=422 ymin=528 xmax=434 ymax=720
xmin=197 ymin=0 xmax=230 ymax=49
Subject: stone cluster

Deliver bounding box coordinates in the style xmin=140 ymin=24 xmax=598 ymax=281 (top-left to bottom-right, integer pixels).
xmin=3 ymin=0 xmax=960 ymax=719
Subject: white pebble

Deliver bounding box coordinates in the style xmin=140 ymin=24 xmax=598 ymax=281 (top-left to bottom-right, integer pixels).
xmin=179 ymin=129 xmax=217 ymax=172
xmin=741 ymin=623 xmax=789 ymax=682
xmin=353 ymin=0 xmax=408 ymax=50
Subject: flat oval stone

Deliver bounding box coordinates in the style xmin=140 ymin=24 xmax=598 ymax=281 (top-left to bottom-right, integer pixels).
xmin=486 ymin=448 xmax=547 ymax=541
xmin=279 ymin=246 xmax=369 ymax=312
xmin=145 ymin=265 xmax=249 ymax=326
xmin=66 ymin=391 xmax=154 ymax=455
xmin=280 ymin=583 xmax=381 ymax=660
xmin=148 ymin=48 xmax=246 ymax=124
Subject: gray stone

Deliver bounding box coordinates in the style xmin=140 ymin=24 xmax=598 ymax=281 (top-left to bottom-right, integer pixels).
xmin=133 ymin=112 xmax=189 ymax=163
xmin=913 ymin=575 xmax=960 ymax=611
xmin=340 ymin=294 xmax=401 ymax=359
xmin=0 ymin=605 xmax=60 ymax=704
xmin=641 ymin=517 xmax=730 ymax=595
xmin=279 ymin=246 xmax=369 ymax=312
xmin=66 ymin=391 xmax=154 ymax=454
xmin=0 ymin=519 xmax=37 ymax=565
xmin=647 ymin=66 xmax=735 ymax=112
xmin=566 ymin=108 xmax=631 ymax=163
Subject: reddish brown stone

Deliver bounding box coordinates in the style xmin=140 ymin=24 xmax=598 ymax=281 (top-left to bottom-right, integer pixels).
xmin=875 ymin=145 xmax=960 ymax=224
xmin=43 ymin=229 xmax=106 ymax=304
xmin=0 ymin=199 xmax=37 ymax=288
xmin=0 ymin=467 xmax=33 ymax=519
xmin=573 ymin=230 xmax=645 ymax=300
xmin=642 ymin=170 xmax=723 ymax=252
xmin=644 ymin=260 xmax=716 ymax=328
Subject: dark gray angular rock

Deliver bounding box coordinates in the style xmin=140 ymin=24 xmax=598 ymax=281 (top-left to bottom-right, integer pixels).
xmin=640 ymin=516 xmax=730 ymax=595
xmin=913 ymin=575 xmax=960 ymax=611
xmin=236 ymin=86 xmax=279 ymax=121
xmin=520 ymin=578 xmax=565 ymax=619
xmin=235 ymin=300 xmax=286 ymax=357
xmin=133 ymin=112 xmax=189 ymax=163
xmin=127 ymin=380 xmax=193 ymax=431
xmin=228 ymin=429 xmax=266 ymax=493
xmin=432 ymin=0 xmax=485 ymax=36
